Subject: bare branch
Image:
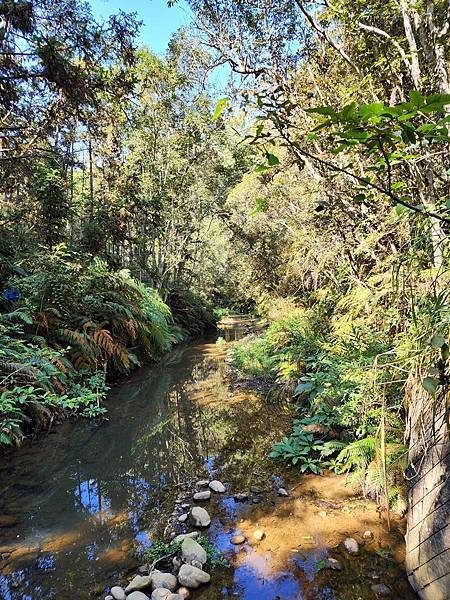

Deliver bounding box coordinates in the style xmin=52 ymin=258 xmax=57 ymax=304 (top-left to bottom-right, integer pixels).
xmin=294 ymin=0 xmax=361 ymax=75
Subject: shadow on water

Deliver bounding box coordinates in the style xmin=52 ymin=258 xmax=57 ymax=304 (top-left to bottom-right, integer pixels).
xmin=0 ymin=325 xmax=417 ymax=599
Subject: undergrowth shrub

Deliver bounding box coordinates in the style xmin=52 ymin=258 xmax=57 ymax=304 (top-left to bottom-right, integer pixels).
xmin=0 ymin=245 xmax=178 ymax=447
xmin=230 ymin=297 xmax=409 ymax=510
xmin=166 ymin=285 xmax=216 ymax=336
xmin=231 ymin=335 xmax=277 ymax=378
xmin=10 ymin=246 xmax=174 ymax=373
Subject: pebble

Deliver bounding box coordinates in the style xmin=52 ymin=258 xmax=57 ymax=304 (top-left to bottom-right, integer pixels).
xmin=209 ymin=480 xmax=226 ymax=493
xmin=110 ymin=587 xmax=126 ymax=600
xmin=195 ymin=480 xmax=209 ymax=487
xmin=105 ymin=596 xmax=113 ymax=600
xmin=252 ymin=498 xmax=260 ymax=504
xmin=277 ymin=488 xmax=288 ymax=497
xmin=176 ymin=588 xmax=191 ymax=599
xmin=324 ymin=558 xmax=343 ymax=571
xmin=318 ymin=511 xmax=327 ymax=518
xmin=178 ymin=514 xmax=188 ymax=523
xmin=127 ymin=593 xmax=150 ymax=600
xmin=181 ymin=537 xmax=207 ymax=565
xmin=151 ymin=590 xmax=171 ymax=600
xmin=125 ymin=575 xmax=152 ymax=594
xmin=173 ymin=531 xmax=199 ymax=544
xmin=253 ymin=530 xmax=265 ymax=541
xmin=181 ymin=503 xmax=190 ymax=509
xmin=363 ymin=530 xmax=374 ymax=540
xmin=151 ymin=571 xmax=178 ymax=592
xmin=193 ymin=490 xmax=211 ymax=501
xmin=189 ymin=506 xmax=211 ymax=527
xmin=231 ymin=534 xmax=246 ymax=544
xmin=343 ymin=537 xmax=359 ymax=555
xmin=234 ymin=493 xmax=248 ymax=502
xmin=191 ymin=559 xmax=203 ymax=569
xmin=371 ymin=583 xmax=391 ymax=596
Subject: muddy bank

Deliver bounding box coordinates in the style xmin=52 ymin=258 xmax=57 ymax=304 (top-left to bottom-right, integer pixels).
xmin=0 ymin=333 xmax=416 ymax=599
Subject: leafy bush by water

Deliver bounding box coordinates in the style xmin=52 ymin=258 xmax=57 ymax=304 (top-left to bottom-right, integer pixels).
xmin=230 ymin=298 xmax=409 ymax=508
xmin=0 ymin=246 xmax=177 ymax=447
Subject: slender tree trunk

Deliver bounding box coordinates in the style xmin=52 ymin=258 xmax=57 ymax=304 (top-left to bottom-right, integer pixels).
xmin=88 ymin=138 xmax=94 ymax=221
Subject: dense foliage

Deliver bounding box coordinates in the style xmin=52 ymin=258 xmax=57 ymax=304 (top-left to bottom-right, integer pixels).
xmin=0 ymin=1 xmax=238 ymax=447
xmin=1 ymin=0 xmax=449 ymax=539
xmin=182 ymin=0 xmax=450 ymax=514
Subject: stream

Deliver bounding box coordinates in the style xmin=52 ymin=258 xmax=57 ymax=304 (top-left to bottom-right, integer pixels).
xmin=0 ymin=326 xmax=417 ymax=600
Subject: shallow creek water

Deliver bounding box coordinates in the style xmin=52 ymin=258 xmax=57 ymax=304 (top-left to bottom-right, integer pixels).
xmin=0 ymin=330 xmax=417 ymax=600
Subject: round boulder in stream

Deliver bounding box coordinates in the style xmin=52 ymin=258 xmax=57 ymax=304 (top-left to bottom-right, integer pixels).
xmin=151 ymin=590 xmax=171 ymax=600
xmin=127 ymin=593 xmax=151 ymax=600
xmin=178 ymin=564 xmax=211 ymax=588
xmin=193 ymin=490 xmax=211 ymax=501
xmin=189 ymin=506 xmax=211 ymax=527
xmin=181 ymin=537 xmax=207 ymax=565
xmin=110 ymin=586 xmax=126 ymax=600
xmin=231 ymin=534 xmax=246 ymax=545
xmin=151 ymin=571 xmax=178 ymax=592
xmin=208 ymin=480 xmax=225 ymax=493
xmin=195 ymin=479 xmax=209 ymax=488
xmin=343 ymin=537 xmax=360 ymax=556
xmin=125 ymin=575 xmax=152 ymax=594
xmin=173 ymin=531 xmax=199 ymax=544
xmin=152 ymin=590 xmax=183 ymax=600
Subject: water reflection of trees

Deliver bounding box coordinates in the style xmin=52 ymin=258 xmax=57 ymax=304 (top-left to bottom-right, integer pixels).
xmin=0 ymin=342 xmax=288 ymax=600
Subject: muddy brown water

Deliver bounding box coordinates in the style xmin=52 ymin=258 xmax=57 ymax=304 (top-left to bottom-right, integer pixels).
xmin=0 ymin=327 xmax=417 ymax=600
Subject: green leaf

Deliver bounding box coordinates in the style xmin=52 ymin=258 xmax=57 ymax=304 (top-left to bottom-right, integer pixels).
xmin=409 ymin=90 xmax=424 ymax=107
xmin=395 ymin=204 xmax=412 ymax=217
xmin=341 ymin=102 xmax=357 ymax=120
xmin=425 ymin=93 xmax=450 ymax=106
xmin=431 ymin=334 xmax=446 ymax=349
xmin=339 ymin=129 xmax=370 ymax=141
xmin=212 ymin=97 xmax=229 ymax=121
xmin=354 ymin=193 xmax=365 ymax=202
xmin=391 ymin=182 xmax=406 ymax=190
xmin=266 ymin=152 xmax=280 ymax=166
xmin=422 ymin=376 xmax=439 ymax=396
xmin=250 ymin=197 xmax=268 ymax=215
xmin=294 ymin=381 xmax=315 ymax=395
xmin=305 ymin=105 xmax=336 ymax=116
xmin=358 ymin=102 xmax=385 ymax=119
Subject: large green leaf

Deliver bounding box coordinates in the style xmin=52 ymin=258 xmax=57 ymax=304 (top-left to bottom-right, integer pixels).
xmin=212 ymin=97 xmax=229 ymax=121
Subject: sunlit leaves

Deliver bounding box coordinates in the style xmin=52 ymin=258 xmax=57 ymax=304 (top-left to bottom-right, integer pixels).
xmin=212 ymin=97 xmax=230 ymax=121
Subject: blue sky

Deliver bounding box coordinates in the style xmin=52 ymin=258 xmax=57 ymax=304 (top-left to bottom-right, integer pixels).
xmin=89 ymin=0 xmax=193 ymax=55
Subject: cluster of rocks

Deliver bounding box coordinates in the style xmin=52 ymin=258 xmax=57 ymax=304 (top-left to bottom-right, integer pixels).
xmin=104 ymin=478 xmax=393 ymax=599
xmin=104 ymin=479 xmax=227 ymax=600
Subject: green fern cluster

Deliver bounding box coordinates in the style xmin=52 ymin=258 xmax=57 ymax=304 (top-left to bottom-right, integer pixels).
xmin=232 ymin=298 xmax=409 ymax=509
xmin=11 ymin=246 xmax=174 ymax=374
xmin=0 ymin=246 xmax=178 ymax=446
